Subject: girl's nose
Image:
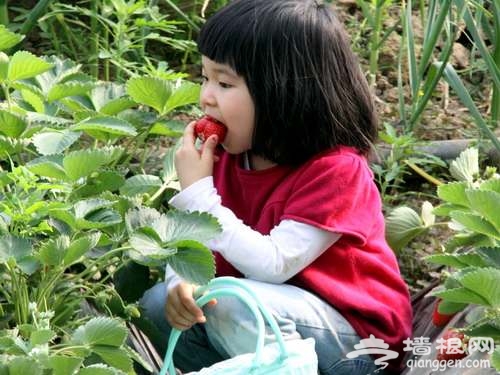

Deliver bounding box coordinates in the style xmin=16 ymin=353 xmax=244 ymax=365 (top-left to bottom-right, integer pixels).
xmin=200 ymin=85 xmax=216 ymax=108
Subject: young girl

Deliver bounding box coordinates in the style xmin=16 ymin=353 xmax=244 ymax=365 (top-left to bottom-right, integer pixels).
xmin=140 ymin=1 xmax=413 ymax=374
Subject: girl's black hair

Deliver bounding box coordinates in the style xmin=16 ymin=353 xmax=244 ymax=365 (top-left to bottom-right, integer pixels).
xmin=198 ymin=0 xmax=377 ymax=165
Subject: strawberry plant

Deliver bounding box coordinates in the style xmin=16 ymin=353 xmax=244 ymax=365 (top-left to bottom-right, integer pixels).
xmin=386 ymin=147 xmax=500 ymax=370
xmin=0 ymin=25 xmax=220 ymax=372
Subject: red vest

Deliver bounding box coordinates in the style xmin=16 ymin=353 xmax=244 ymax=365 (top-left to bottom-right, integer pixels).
xmin=212 ymin=146 xmax=412 ymax=366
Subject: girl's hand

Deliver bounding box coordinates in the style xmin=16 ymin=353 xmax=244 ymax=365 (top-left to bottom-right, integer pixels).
xmin=165 ymin=281 xmax=206 ymax=330
xmin=175 ymin=122 xmax=219 ymax=190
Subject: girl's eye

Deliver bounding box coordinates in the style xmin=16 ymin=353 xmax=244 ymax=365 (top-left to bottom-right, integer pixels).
xmin=219 ymin=82 xmax=232 ymax=88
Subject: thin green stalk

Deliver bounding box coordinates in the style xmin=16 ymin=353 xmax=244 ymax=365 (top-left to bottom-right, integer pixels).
xmin=19 ymin=0 xmax=53 ymax=35
xmin=163 ymin=0 xmax=200 ymax=33
xmin=369 ymin=2 xmax=384 ymax=88
xmin=492 ymin=0 xmax=500 ymax=127
xmin=0 ymin=0 xmax=8 ymax=26
xmin=56 ymin=14 xmax=79 ymax=61
xmin=90 ymin=0 xmax=100 ymax=78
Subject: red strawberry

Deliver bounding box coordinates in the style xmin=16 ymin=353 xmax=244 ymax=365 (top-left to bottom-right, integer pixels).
xmin=194 ymin=116 xmax=227 ymax=143
xmin=436 ymin=329 xmax=468 ymax=361
xmin=432 ymin=299 xmax=457 ymax=327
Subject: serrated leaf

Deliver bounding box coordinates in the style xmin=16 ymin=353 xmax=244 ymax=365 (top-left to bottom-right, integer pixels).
xmin=477 ymin=247 xmax=500 ymax=268
xmin=8 ymin=51 xmax=53 ymax=81
xmin=0 ymin=25 xmax=24 ymax=51
xmin=164 ymin=81 xmax=200 ymax=114
xmin=168 ymin=241 xmax=215 ymax=284
xmin=125 ymin=207 xmax=161 ymax=234
xmin=460 ymin=268 xmax=500 ymax=307
xmin=38 ymin=235 xmax=71 ymax=266
xmin=48 ymin=82 xmax=95 ymax=102
xmin=450 ymin=211 xmax=500 ymax=240
xmin=72 ymin=116 xmax=137 ymax=136
xmin=425 ymin=253 xmax=487 ymax=268
xmin=0 ymin=110 xmax=27 ymax=138
xmin=433 ymin=287 xmax=488 ymax=305
xmin=30 ymin=329 xmax=55 ymax=346
xmin=449 ymin=147 xmax=479 ymax=182
xmin=88 ymin=82 xmax=127 ymax=112
xmin=126 ymin=76 xmax=172 ymax=114
xmin=160 ymin=210 xmax=222 ymax=245
xmin=162 ymin=143 xmax=179 ymax=182
xmin=385 ymin=206 xmax=426 ymax=252
xmin=8 ymin=357 xmax=42 ymax=375
xmin=48 ymin=355 xmax=84 ymax=375
xmin=437 ymin=299 xmax=467 ymax=315
xmin=63 ymin=148 xmax=121 ymax=181
xmin=465 ymin=189 xmax=500 ymax=231
xmin=0 ymin=235 xmax=32 ymax=263
xmin=32 ymin=130 xmax=81 ymax=155
xmin=480 ymin=178 xmax=500 ymax=194
xmin=492 ymin=346 xmax=500 ymax=372
xmin=26 ymin=112 xmax=73 ymax=127
xmin=100 ymin=98 xmax=136 ymax=115
xmin=64 ymin=232 xmax=101 ymax=265
xmin=72 ymin=317 xmax=127 ymax=347
xmin=72 ymin=171 xmax=126 ymax=198
xmin=437 ymin=181 xmax=469 ymax=206
xmin=92 ymin=346 xmax=132 ymax=372
xmin=119 ymin=174 xmax=162 ymax=197
xmin=128 ymin=231 xmax=175 ymax=260
xmin=21 ymin=89 xmax=45 ymax=113
xmin=77 ymin=364 xmax=121 ymax=375
xmin=26 ymin=155 xmax=67 ymax=180
xmin=149 ymin=120 xmax=184 ymax=136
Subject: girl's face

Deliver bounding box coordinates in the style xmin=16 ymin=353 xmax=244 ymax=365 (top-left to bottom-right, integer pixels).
xmin=200 ymin=56 xmax=255 ymax=154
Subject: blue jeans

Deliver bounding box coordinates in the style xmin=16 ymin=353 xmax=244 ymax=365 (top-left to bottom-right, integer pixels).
xmin=140 ymin=278 xmax=381 ymax=375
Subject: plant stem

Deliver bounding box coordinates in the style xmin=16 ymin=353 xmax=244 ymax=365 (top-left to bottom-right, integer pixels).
xmin=0 ymin=0 xmax=8 ymax=26
xmin=491 ymin=0 xmax=500 ymax=128
xmin=90 ymin=0 xmax=100 ymax=78
xmin=19 ymin=0 xmax=53 ymax=36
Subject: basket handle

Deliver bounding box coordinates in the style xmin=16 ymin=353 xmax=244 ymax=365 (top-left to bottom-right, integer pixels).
xmin=160 ymin=277 xmax=288 ymax=375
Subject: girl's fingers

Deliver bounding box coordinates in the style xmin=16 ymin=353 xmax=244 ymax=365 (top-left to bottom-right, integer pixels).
xmin=201 ymin=135 xmax=218 ymax=162
xmin=182 ymin=122 xmax=197 ymax=147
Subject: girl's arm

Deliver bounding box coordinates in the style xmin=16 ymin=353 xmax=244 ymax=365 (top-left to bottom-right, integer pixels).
xmin=169 ymin=176 xmax=340 ymax=284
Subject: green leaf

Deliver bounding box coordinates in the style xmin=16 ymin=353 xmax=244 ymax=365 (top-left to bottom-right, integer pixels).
xmin=0 ymin=25 xmax=24 ymax=51
xmin=92 ymin=346 xmax=132 ymax=372
xmin=32 ymin=130 xmax=81 ymax=155
xmin=119 ymin=175 xmax=162 ymax=197
xmin=449 ymin=148 xmax=479 ymax=183
xmin=465 ymin=189 xmax=500 ymax=231
xmin=159 ymin=210 xmax=222 ymax=245
xmin=88 ymin=82 xmax=127 ymax=112
xmin=164 ymin=81 xmax=200 ymax=114
xmin=480 ymin=178 xmax=500 ymax=194
xmin=8 ymin=51 xmax=53 ymax=81
xmin=72 ymin=317 xmax=127 ymax=347
xmin=149 ymin=120 xmax=184 ymax=137
xmin=168 ymin=242 xmax=215 ymax=285
xmin=100 ymin=98 xmax=136 ymax=116
xmin=21 ymin=88 xmax=45 ymax=113
xmin=73 ymin=199 xmax=121 ymax=229
xmin=26 ymin=112 xmax=73 ymax=127
xmin=0 ymin=235 xmax=32 ymax=264
xmin=72 ymin=116 xmax=137 ymax=137
xmin=385 ymin=206 xmax=426 ymax=252
xmin=8 ymin=357 xmax=42 ymax=375
xmin=77 ymin=364 xmax=121 ymax=375
xmin=460 ymin=268 xmax=500 ymax=307
xmin=63 ymin=148 xmax=122 ymax=181
xmin=492 ymin=346 xmax=500 ymax=372
xmin=436 ymin=299 xmax=467 ymax=315
xmin=30 ymin=329 xmax=55 ymax=346
xmin=433 ymin=287 xmax=488 ymax=305
xmin=72 ymin=171 xmax=126 ymax=198
xmin=129 ymin=231 xmax=175 ymax=261
xmin=26 ymin=155 xmax=67 ymax=180
xmin=48 ymin=356 xmax=84 ymax=375
xmin=64 ymin=232 xmax=101 ymax=266
xmin=38 ymin=235 xmax=70 ymax=266
xmin=477 ymin=247 xmax=500 ymax=268
xmin=425 ymin=253 xmax=487 ymax=268
xmin=126 ymin=76 xmax=172 ymax=114
xmin=0 ymin=110 xmax=27 ymax=138
xmin=48 ymin=82 xmax=95 ymax=102
xmin=450 ymin=211 xmax=500 ymax=240
xmin=437 ymin=182 xmax=469 ymax=206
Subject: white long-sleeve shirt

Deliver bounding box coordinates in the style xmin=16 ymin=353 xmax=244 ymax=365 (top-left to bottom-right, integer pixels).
xmin=166 ymin=176 xmax=340 ymax=287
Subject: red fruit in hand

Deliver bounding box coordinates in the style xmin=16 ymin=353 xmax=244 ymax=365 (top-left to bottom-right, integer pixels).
xmin=436 ymin=329 xmax=468 ymax=361
xmin=432 ymin=299 xmax=457 ymax=327
xmin=194 ymin=116 xmax=227 ymax=143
